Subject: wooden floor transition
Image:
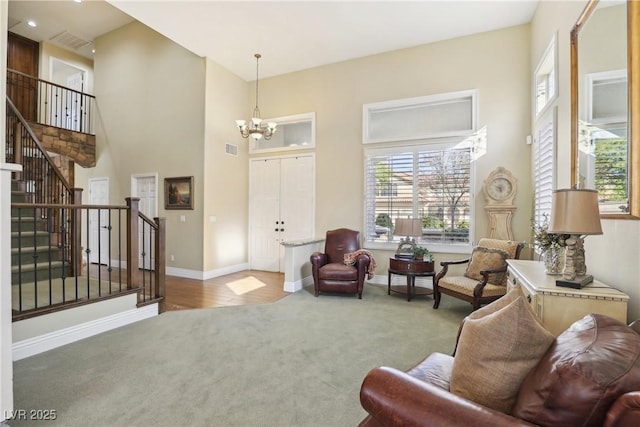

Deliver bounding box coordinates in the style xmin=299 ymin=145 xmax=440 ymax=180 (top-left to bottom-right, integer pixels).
xmin=164 ymin=270 xmax=288 ymax=311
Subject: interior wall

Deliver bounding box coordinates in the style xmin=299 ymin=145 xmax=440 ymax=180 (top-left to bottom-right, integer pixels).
xmin=255 ymin=24 xmax=532 ymax=271
xmin=531 ymin=0 xmax=640 ymax=321
xmin=75 ymin=21 xmax=207 ymax=272
xmin=202 ymin=58 xmax=250 ymax=274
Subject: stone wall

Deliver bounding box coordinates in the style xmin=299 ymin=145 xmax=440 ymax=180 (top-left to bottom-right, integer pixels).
xmin=27 ymin=122 xmax=96 ymax=168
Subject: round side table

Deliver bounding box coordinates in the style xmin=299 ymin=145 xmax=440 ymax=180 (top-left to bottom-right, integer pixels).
xmin=388 ymin=257 xmax=435 ymax=301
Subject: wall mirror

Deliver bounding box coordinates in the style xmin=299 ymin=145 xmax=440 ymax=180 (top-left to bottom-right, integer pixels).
xmin=571 ymin=0 xmax=640 ymax=218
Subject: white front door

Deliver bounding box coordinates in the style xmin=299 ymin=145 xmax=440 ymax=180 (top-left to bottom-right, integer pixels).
xmin=250 ymin=159 xmax=281 ymax=271
xmin=132 ymin=175 xmax=158 ymax=270
xmin=279 ymin=156 xmax=315 ymax=266
xmin=88 ymin=178 xmax=110 ymax=265
xmin=249 ymin=155 xmax=315 ymax=272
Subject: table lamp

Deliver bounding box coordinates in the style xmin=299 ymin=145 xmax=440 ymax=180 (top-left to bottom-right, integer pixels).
xmin=547 ymin=188 xmax=602 ymax=288
xmin=393 ymin=218 xmax=423 ymax=258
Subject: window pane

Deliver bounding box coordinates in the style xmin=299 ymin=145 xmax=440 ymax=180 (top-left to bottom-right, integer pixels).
xmin=364 ymin=90 xmax=476 ymax=143
xmin=418 ymin=148 xmax=471 ymax=244
xmin=365 ymin=146 xmax=471 ymax=245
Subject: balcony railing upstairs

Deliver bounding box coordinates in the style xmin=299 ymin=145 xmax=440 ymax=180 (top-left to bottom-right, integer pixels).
xmin=7 ymin=68 xmax=95 ymax=135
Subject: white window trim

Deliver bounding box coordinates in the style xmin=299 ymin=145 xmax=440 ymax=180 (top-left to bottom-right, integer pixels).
xmin=534 ymin=33 xmax=559 ymax=119
xmin=362 ymin=89 xmax=478 ymax=144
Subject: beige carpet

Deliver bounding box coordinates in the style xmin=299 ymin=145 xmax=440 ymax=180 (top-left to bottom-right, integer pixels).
xmin=10 ymin=283 xmax=471 ymax=426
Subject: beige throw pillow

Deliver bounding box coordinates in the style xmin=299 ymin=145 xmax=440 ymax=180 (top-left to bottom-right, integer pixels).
xmin=467 ymin=285 xmax=524 ymax=321
xmin=464 ymin=246 xmax=509 ymax=285
xmin=450 ymin=297 xmax=555 ymax=414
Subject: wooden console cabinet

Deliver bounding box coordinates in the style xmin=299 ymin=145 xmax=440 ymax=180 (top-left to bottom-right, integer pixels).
xmin=506 ymin=260 xmax=629 ymax=336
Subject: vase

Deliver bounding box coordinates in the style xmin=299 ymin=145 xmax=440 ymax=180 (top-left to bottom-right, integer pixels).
xmin=543 ymin=246 xmax=565 ymax=275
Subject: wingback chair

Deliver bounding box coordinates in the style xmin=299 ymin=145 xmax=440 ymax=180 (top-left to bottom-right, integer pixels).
xmin=433 ymin=238 xmax=524 ymax=311
xmin=310 ymin=228 xmax=371 ymax=299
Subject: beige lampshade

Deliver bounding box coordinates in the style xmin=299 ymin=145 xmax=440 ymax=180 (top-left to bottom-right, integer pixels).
xmin=394 ymin=218 xmax=423 ymax=237
xmin=547 ymin=189 xmax=603 ymax=235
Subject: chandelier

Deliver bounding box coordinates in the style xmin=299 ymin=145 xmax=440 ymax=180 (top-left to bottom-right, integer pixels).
xmin=236 ymin=54 xmax=277 ymax=140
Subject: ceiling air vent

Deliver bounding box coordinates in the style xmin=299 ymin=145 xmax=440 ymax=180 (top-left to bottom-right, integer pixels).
xmin=225 ymin=143 xmax=238 ymax=157
xmin=50 ymin=31 xmax=91 ymax=50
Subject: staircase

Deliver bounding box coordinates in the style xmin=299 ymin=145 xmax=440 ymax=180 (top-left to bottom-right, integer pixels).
xmin=6 ymin=74 xmax=166 ymax=320
xmin=10 ymin=179 xmax=67 ymax=286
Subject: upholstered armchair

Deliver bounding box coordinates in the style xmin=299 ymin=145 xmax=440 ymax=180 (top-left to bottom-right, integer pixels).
xmin=310 ymin=228 xmax=371 ymax=299
xmin=433 ymin=238 xmax=524 ymax=311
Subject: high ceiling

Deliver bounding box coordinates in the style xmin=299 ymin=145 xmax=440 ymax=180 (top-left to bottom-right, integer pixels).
xmin=8 ymin=0 xmax=539 ymax=81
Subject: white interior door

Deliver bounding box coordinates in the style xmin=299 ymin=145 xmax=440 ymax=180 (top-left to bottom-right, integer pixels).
xmin=88 ymin=178 xmax=109 ymax=265
xmin=132 ymin=175 xmax=157 ymax=269
xmin=50 ymin=58 xmax=86 ymax=130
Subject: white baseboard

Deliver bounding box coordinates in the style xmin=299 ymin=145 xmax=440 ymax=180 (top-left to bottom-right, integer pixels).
xmin=12 ymin=304 xmax=158 ymax=361
xmin=284 ymin=275 xmax=314 ymax=292
xmin=166 ymin=263 xmax=250 ymax=280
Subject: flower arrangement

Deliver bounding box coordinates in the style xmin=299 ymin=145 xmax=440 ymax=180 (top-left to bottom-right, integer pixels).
xmin=532 ymin=214 xmax=569 ymax=253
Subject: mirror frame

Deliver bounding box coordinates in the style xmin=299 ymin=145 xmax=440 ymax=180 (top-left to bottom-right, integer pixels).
xmin=571 ymin=0 xmax=640 ymax=219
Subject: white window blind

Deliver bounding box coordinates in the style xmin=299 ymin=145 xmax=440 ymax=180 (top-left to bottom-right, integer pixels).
xmin=534 ymin=111 xmax=555 ymax=228
xmin=365 ymin=144 xmax=472 ymax=247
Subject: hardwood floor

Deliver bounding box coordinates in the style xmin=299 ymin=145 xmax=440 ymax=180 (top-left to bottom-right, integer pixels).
xmin=163 ymin=270 xmax=289 ymax=311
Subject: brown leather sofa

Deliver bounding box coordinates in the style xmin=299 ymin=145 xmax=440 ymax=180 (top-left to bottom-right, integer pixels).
xmin=359 ymin=314 xmax=640 ymax=427
xmin=310 ymin=228 xmax=370 ymax=299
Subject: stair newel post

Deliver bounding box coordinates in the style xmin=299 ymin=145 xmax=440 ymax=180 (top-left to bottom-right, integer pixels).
xmin=154 ymin=217 xmax=166 ymax=313
xmin=70 ymin=188 xmax=83 ymax=277
xmin=126 ymin=197 xmax=140 ymax=291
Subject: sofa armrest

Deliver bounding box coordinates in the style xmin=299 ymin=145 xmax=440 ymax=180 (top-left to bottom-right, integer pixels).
xmin=310 ymin=252 xmax=328 ymax=267
xmin=605 ymin=392 xmax=640 ymax=427
xmin=360 ymin=366 xmax=535 ymax=427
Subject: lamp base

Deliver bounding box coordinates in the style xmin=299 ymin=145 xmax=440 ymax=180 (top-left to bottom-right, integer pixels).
xmin=556 ymin=274 xmax=593 ymax=289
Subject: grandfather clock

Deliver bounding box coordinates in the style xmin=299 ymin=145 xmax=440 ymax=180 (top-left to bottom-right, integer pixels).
xmin=483 ymin=167 xmax=517 ymax=240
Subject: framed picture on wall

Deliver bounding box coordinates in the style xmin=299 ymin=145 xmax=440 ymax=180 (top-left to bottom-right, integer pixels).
xmin=164 ymin=176 xmax=194 ymax=210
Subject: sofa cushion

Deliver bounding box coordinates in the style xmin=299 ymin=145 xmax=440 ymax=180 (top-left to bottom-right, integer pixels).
xmin=406 ymin=352 xmax=454 ymax=391
xmin=464 ymin=246 xmax=509 ymax=285
xmin=513 ymin=314 xmax=640 ymax=427
xmin=450 ymin=296 xmax=555 ymax=414
xmin=318 ymin=263 xmax=357 ymax=280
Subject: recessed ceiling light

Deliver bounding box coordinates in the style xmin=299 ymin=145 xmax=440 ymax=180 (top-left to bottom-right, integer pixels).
xmin=27 ymin=20 xmax=37 ymax=28
xmin=73 ymin=0 xmax=83 ymax=3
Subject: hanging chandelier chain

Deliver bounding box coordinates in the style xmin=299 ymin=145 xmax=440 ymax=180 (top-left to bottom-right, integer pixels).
xmin=254 ymin=53 xmax=261 ymax=113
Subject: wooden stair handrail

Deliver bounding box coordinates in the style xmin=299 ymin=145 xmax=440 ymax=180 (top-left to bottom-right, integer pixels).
xmin=6 ymin=96 xmax=74 ymax=191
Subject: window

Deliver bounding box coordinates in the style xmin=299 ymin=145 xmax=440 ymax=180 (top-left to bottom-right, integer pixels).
xmin=363 ymin=91 xmax=478 ymax=252
xmin=364 ymin=142 xmax=473 ymax=251
xmin=533 ymin=107 xmax=556 ymax=231
xmin=578 ymin=70 xmax=629 ymax=213
xmin=363 ymin=90 xmax=477 ymax=144
xmin=250 ymin=112 xmax=315 ymax=154
xmin=534 ymin=34 xmax=558 ymax=117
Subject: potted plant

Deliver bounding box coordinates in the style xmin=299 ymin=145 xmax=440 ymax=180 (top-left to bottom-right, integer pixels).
xmin=412 ymin=246 xmax=432 ymax=261
xmin=532 ymin=214 xmax=569 ymax=275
